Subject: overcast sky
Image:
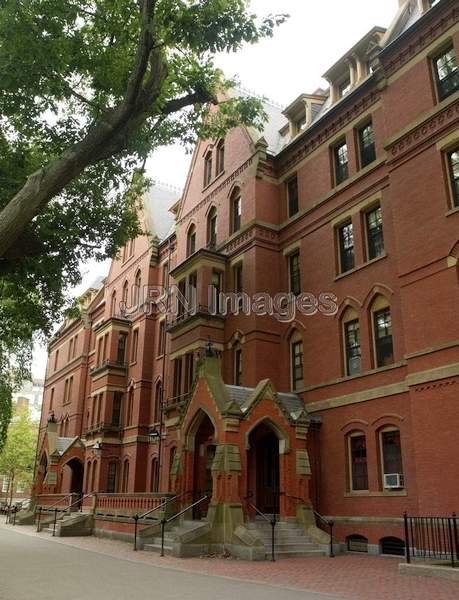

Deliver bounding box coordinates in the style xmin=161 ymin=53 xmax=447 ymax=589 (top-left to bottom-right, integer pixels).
xmin=32 ymin=0 xmax=399 ymax=378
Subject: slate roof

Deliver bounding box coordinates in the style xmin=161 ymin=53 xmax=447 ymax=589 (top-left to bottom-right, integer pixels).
xmin=55 ymin=437 xmax=79 ymax=456
xmin=142 ymin=181 xmax=181 ymax=241
xmin=225 ymin=384 xmax=305 ymax=420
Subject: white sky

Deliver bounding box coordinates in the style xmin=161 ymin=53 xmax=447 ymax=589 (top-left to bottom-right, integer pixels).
xmin=32 ymin=0 xmax=399 ymax=378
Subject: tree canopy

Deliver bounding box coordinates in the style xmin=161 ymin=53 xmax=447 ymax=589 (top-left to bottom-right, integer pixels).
xmin=0 ymin=404 xmax=37 ymax=503
xmin=0 ymin=0 xmax=286 ymax=443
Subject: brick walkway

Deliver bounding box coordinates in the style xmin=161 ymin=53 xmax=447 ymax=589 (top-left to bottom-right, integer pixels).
xmin=6 ymin=524 xmax=459 ymax=600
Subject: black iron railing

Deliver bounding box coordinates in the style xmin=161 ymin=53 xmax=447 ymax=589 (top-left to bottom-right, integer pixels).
xmin=404 ymin=513 xmax=458 ymax=567
xmin=159 ymin=495 xmax=208 ymax=557
xmin=246 ymin=496 xmax=277 ymax=562
xmin=132 ymin=494 xmax=181 ymax=551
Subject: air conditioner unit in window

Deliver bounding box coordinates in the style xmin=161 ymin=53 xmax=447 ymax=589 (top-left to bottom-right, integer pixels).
xmin=384 ymin=473 xmax=404 ymax=489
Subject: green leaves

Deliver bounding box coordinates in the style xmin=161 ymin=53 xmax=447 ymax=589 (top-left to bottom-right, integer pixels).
xmin=0 ymin=0 xmax=285 ymax=427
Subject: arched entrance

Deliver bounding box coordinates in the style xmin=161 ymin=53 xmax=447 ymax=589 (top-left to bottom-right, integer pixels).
xmin=63 ymin=458 xmax=84 ymax=495
xmin=247 ymin=422 xmax=280 ymax=515
xmin=36 ymin=453 xmax=48 ymax=493
xmin=192 ymin=412 xmax=216 ymax=518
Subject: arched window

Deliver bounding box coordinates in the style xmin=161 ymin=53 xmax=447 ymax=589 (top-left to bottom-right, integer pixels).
xmin=216 ymin=139 xmax=225 ymax=175
xmin=111 ymin=291 xmax=117 ymax=316
xmin=231 ymin=188 xmax=241 ymax=234
xmin=342 ymin=307 xmax=361 ymax=376
xmin=348 ymin=431 xmax=368 ymax=491
xmin=169 ymin=447 xmax=177 ymax=491
xmin=379 ymin=426 xmax=404 ymax=488
xmin=234 ymin=344 xmax=242 ymax=386
xmin=127 ymin=387 xmax=134 ymax=426
xmin=151 ymin=457 xmax=159 ymax=492
xmin=86 ymin=461 xmax=92 ymax=493
xmin=204 ymin=150 xmax=213 ymax=186
xmin=371 ymin=296 xmax=394 ymax=368
xmin=154 ymin=380 xmax=162 ymax=423
xmin=122 ymin=281 xmax=129 ymax=308
xmin=91 ymin=460 xmax=97 ymax=493
xmin=107 ymin=462 xmax=118 ymax=493
xmin=207 ymin=207 xmax=217 ymax=248
xmin=133 ymin=270 xmax=141 ymax=306
xmin=380 ymin=536 xmax=405 ymax=556
xmin=187 ymin=224 xmax=196 ymax=257
xmin=290 ymin=331 xmax=304 ymax=391
xmin=122 ymin=460 xmax=129 ymax=493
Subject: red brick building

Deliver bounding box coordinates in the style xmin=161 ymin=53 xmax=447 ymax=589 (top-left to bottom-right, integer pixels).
xmin=35 ymin=0 xmax=459 ymax=558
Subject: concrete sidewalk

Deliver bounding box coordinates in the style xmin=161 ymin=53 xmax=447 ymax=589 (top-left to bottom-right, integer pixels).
xmin=0 ymin=525 xmax=347 ymax=600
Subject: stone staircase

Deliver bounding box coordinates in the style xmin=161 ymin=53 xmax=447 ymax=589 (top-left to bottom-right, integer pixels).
xmin=143 ymin=520 xmax=209 ymax=556
xmin=246 ymin=518 xmax=326 ymax=559
xmin=39 ymin=512 xmax=93 ymax=536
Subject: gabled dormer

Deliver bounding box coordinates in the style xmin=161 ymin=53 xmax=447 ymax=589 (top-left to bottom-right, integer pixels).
xmin=282 ymin=90 xmax=328 ymax=139
xmin=323 ymin=27 xmax=386 ymax=105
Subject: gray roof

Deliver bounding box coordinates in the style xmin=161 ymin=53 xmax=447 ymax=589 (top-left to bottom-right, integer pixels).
xmin=260 ymin=99 xmax=289 ymax=155
xmin=225 ymin=384 xmax=305 ymax=419
xmin=142 ymin=181 xmax=181 ymax=241
xmin=55 ymin=437 xmax=78 ymax=455
xmin=385 ymin=2 xmax=422 ymax=47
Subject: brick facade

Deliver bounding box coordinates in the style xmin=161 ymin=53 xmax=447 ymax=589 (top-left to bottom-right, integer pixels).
xmin=35 ymin=0 xmax=459 ymax=555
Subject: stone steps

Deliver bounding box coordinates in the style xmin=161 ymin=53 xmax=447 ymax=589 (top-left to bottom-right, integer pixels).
xmin=247 ymin=520 xmax=326 ymax=559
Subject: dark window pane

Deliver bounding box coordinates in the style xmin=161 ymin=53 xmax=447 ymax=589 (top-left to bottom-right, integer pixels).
xmin=435 ymin=47 xmax=459 ymax=100
xmin=112 ymin=392 xmax=123 ymax=426
xmin=382 ymin=430 xmax=403 ymax=474
xmin=117 ymin=333 xmax=127 ymax=364
xmin=448 ymin=149 xmax=459 ymax=207
xmin=234 ymin=348 xmax=242 ymax=385
xmin=350 ymin=435 xmax=368 ymax=490
xmin=232 ymin=195 xmax=241 ymax=232
xmin=359 ymin=122 xmax=376 ymax=167
xmin=345 ymin=320 xmax=361 ymax=376
xmin=339 ymin=222 xmax=355 ymax=272
xmin=366 ymin=205 xmax=384 ymax=259
xmin=289 ymin=252 xmax=301 ymax=296
xmin=287 ymin=176 xmax=299 ymax=217
xmin=107 ymin=463 xmax=117 ymax=493
xmin=334 ymin=141 xmax=349 ymax=184
xmin=374 ymin=307 xmax=394 ymax=367
xmin=339 ymin=78 xmax=351 ymax=98
xmin=291 ymin=341 xmax=304 ymax=390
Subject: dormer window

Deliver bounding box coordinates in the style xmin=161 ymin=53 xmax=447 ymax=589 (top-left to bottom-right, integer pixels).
xmin=295 ymin=114 xmax=307 ymax=134
xmin=339 ymin=77 xmax=351 ymax=98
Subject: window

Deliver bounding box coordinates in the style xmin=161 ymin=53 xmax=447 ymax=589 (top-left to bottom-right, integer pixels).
xmin=129 ymin=239 xmax=135 ymax=257
xmin=447 ymin=148 xmax=459 ymax=207
xmin=373 ymin=307 xmax=394 ymax=367
xmin=339 ymin=77 xmax=351 ymax=98
xmin=68 ymin=338 xmax=73 ymax=361
xmin=334 ymin=140 xmax=349 ymax=184
xmin=122 ymin=281 xmax=129 ymax=307
xmin=211 ymin=270 xmax=222 ymax=314
xmin=434 ymin=46 xmax=459 ymax=101
xmin=184 ymin=352 xmax=194 ymax=393
xmin=73 ymin=334 xmax=78 ymax=358
xmin=64 ymin=379 xmax=68 ymax=404
xmin=117 ymin=332 xmax=127 ymax=364
xmin=162 ymin=262 xmax=169 ymax=288
xmin=151 ymin=458 xmax=159 ymax=492
xmin=111 ymin=291 xmax=117 ymax=316
xmin=233 ymin=262 xmax=243 ymax=294
xmin=207 ymin=207 xmax=217 ymax=248
xmin=158 ymin=320 xmax=165 ymax=355
xmin=107 ymin=463 xmax=117 ymax=493
xmin=287 ymin=176 xmax=299 ymax=217
xmin=134 ymin=270 xmax=141 ymax=305
xmin=349 ymin=433 xmax=368 ymax=491
xmin=173 ymin=358 xmax=182 ymax=398
xmin=338 ymin=221 xmax=355 ymax=273
xmin=204 ymin=151 xmax=213 ymax=186
xmin=231 ymin=191 xmax=242 ymax=233
xmin=49 ymin=388 xmax=54 ymax=412
xmin=127 ymin=388 xmax=134 ymax=426
xmin=187 ymin=271 xmax=197 ymax=309
xmin=344 ymin=319 xmax=361 ymax=376
xmin=289 ymin=251 xmax=301 ymax=296
xmin=347 ymin=534 xmax=368 ymax=553
xmin=177 ymin=279 xmax=186 ymax=317
xmin=234 ymin=347 xmax=242 ymax=386
xmin=154 ymin=381 xmax=162 ymax=422
xmin=187 ymin=224 xmax=196 ymax=257
xmin=291 ymin=339 xmax=304 ymax=391
xmin=54 ymin=350 xmax=59 ymax=371
xmin=381 ymin=429 xmax=403 ymax=476
xmin=216 ymin=140 xmax=225 ymax=175
xmin=358 ymin=122 xmax=376 ymax=168
xmin=112 ymin=392 xmax=122 ymax=426
xmin=131 ymin=329 xmax=139 ymax=363
xmin=122 ymin=460 xmax=129 ymax=493
xmin=295 ymin=113 xmax=307 ymax=133
xmin=67 ymin=377 xmax=73 ymax=404
xmin=366 ymin=205 xmax=384 ymax=260
xmin=380 ymin=537 xmax=405 ymax=557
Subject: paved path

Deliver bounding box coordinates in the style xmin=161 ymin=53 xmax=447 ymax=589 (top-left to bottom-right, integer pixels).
xmin=1 ymin=523 xmax=458 ymax=600
xmin=0 ymin=525 xmax=346 ymax=600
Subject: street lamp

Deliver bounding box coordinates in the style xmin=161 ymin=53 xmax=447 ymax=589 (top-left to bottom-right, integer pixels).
xmin=93 ymin=441 xmax=103 ymax=456
xmin=148 ymin=427 xmax=160 ymax=443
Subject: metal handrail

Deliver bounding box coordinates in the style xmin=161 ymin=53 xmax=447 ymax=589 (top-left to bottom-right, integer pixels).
xmin=159 ymin=495 xmax=208 ymax=557
xmin=39 ymin=493 xmax=75 ymax=510
xmin=133 ymin=494 xmax=181 ymax=551
xmin=244 ymin=491 xmax=277 ymax=562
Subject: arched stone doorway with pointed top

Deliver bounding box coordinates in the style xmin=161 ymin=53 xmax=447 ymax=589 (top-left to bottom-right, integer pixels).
xmin=191 ymin=411 xmax=217 ymax=518
xmin=247 ymin=420 xmax=282 ymax=515
xmin=61 ymin=457 xmax=84 ymax=496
